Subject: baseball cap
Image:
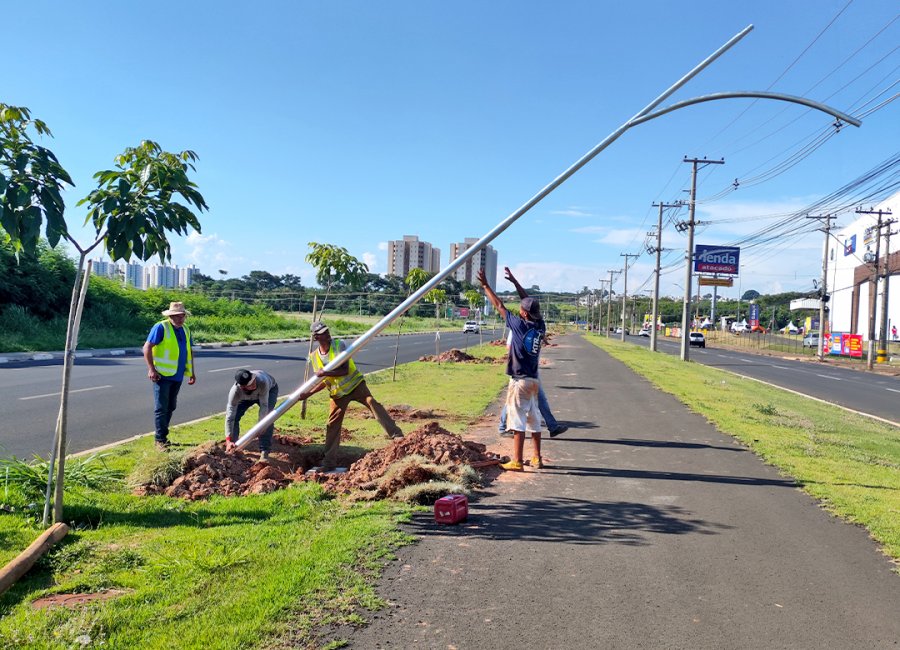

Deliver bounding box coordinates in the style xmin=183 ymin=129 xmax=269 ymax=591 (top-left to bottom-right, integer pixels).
xmin=520 ymin=296 xmax=541 ymax=320
xmin=234 ymin=369 xmax=253 ymax=386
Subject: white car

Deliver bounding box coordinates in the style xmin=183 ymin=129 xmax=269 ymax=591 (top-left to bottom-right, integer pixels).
xmin=731 ymin=323 xmax=749 ymax=334
xmin=689 ymin=332 xmax=706 ymax=348
xmin=638 ymin=329 xmax=651 ymax=337
xmin=463 ymin=321 xmax=479 ymax=333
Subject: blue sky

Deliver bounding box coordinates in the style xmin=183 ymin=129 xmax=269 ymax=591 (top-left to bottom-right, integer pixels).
xmin=6 ymin=1 xmax=898 ymax=299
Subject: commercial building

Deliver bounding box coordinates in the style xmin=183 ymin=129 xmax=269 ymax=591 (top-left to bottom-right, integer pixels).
xmin=827 ymin=190 xmax=898 ymax=340
xmin=387 ymin=236 xmax=440 ymax=277
xmin=449 ymin=237 xmax=498 ymax=289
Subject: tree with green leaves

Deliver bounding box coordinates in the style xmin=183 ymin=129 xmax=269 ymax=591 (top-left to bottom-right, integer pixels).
xmin=425 ymin=288 xmax=446 ymax=323
xmin=464 ymin=288 xmax=484 ymax=315
xmin=305 ymin=242 xmax=368 ymax=318
xmin=1 ymin=104 xmax=208 ymax=524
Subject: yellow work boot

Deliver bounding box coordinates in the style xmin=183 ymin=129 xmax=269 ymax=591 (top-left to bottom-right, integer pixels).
xmin=530 ymin=456 xmax=544 ymax=469
xmin=500 ymin=460 xmax=524 ymax=472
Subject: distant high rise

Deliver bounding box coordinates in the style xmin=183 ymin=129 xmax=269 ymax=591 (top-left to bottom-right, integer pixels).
xmin=120 ymin=261 xmax=145 ymax=289
xmin=179 ymin=264 xmax=200 ymax=288
xmin=387 ymin=235 xmax=440 ymax=278
xmin=449 ymin=238 xmax=497 ymax=289
xmin=146 ymin=264 xmax=179 ymax=289
xmin=90 ymin=259 xmax=118 ymax=279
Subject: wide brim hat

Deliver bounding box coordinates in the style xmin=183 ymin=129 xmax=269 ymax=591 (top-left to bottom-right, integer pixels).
xmin=162 ymin=301 xmax=191 ymax=316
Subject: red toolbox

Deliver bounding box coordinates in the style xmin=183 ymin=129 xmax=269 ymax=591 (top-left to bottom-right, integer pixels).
xmin=434 ymin=494 xmax=468 ymax=524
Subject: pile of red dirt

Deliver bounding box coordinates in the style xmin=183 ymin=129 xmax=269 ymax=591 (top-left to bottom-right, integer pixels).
xmin=134 ymin=424 xmax=502 ymax=501
xmin=360 ymin=405 xmax=446 ymax=421
xmin=321 ymin=421 xmax=501 ymax=494
xmin=419 ymin=348 xmax=484 ymax=363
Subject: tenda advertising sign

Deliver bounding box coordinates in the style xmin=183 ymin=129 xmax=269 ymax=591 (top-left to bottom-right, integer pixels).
xmin=694 ymin=245 xmax=740 ymax=274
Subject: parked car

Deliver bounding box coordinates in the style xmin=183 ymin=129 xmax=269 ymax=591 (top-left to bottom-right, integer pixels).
xmin=638 ymin=328 xmax=651 ymax=337
xmin=463 ymin=320 xmax=479 ymax=333
xmin=730 ymin=322 xmax=749 ymax=334
xmin=802 ymin=332 xmax=820 ymax=348
xmin=615 ymin=327 xmax=629 ymax=335
xmin=689 ymin=331 xmax=706 ymax=348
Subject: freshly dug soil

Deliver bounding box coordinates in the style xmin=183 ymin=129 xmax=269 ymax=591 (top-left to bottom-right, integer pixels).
xmin=134 ymin=424 xmax=501 ymax=501
xmin=418 ymin=349 xmax=491 ymax=363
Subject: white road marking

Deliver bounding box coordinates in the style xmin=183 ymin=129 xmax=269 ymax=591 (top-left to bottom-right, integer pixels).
xmin=815 ymin=374 xmax=841 ymax=381
xmin=208 ymin=365 xmax=250 ymax=373
xmin=739 ymin=358 xmax=757 ymax=363
xmin=20 ymin=385 xmax=113 ymax=401
xmin=886 ymin=388 xmax=900 ymax=394
xmin=771 ymin=365 xmax=793 ymax=370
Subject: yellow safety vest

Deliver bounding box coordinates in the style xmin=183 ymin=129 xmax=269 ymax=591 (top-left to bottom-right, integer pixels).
xmin=152 ymin=321 xmax=193 ymax=378
xmin=310 ymin=340 xmax=363 ymax=398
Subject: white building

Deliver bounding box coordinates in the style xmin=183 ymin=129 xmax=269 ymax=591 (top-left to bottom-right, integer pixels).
xmin=827 ymin=190 xmax=898 ymax=341
xmin=387 ymin=235 xmax=440 ymax=278
xmin=146 ymin=264 xmax=179 ymax=289
xmin=120 ymin=262 xmax=145 ymax=289
xmin=179 ymin=264 xmax=200 ymax=288
xmin=449 ymin=238 xmax=497 ymax=289
xmin=90 ymin=259 xmax=118 ymax=279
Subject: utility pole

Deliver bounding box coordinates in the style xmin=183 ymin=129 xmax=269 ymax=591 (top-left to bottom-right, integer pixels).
xmin=856 ymin=207 xmax=895 ymax=368
xmin=678 ymin=156 xmax=724 ymax=361
xmin=598 ymin=279 xmax=611 ymax=334
xmin=606 ymin=269 xmax=620 ymax=338
xmin=649 ymin=201 xmax=682 ymax=352
xmin=620 ymin=254 xmax=638 ymax=341
xmin=807 ymin=214 xmax=835 ymax=360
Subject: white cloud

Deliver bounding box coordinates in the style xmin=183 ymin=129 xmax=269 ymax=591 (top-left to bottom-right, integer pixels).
xmin=377 ymin=241 xmax=388 ymax=251
xmin=362 ymin=252 xmax=378 ymax=272
xmin=549 ymin=206 xmax=597 ymax=218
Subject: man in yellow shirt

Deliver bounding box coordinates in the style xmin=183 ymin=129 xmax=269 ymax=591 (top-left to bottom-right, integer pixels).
xmin=299 ymin=321 xmax=402 ymax=472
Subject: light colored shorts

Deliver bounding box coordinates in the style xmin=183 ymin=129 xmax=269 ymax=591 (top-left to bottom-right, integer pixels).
xmin=504 ymin=377 xmax=541 ymax=434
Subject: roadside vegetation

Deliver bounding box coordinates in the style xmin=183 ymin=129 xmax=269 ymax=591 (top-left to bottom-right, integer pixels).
xmin=586 ymin=334 xmax=900 ymax=564
xmin=0 ymin=344 xmax=508 ymax=649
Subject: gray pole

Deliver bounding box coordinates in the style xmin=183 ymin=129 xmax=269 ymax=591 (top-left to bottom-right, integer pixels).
xmin=620 ymin=254 xmax=638 ymax=341
xmin=680 ymin=157 xmax=724 ymax=361
xmin=879 ymin=219 xmax=896 ymax=362
xmin=808 ymin=214 xmax=834 ymax=361
xmin=606 ymin=269 xmax=619 ymax=338
xmin=857 ymin=208 xmax=889 ymax=369
xmin=650 ymin=202 xmax=680 ymax=352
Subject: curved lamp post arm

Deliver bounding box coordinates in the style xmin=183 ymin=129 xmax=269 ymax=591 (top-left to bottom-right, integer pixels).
xmin=627 ymin=91 xmax=861 ymax=128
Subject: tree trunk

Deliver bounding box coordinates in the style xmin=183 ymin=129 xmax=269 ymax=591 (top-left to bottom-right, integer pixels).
xmin=43 ymin=257 xmax=92 ymax=525
xmin=300 ymin=294 xmax=318 ymax=419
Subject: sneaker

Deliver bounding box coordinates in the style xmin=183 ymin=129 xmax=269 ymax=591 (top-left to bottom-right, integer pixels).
xmin=500 ymin=430 xmax=513 ymax=437
xmin=500 ymin=460 xmax=524 ymax=471
xmin=258 ymin=451 xmax=271 ymax=462
xmin=155 ymin=441 xmax=170 ymax=452
xmin=549 ymin=425 xmax=568 ymax=438
xmin=388 ymin=431 xmax=404 ymax=439
xmin=530 ymin=456 xmax=544 ymax=469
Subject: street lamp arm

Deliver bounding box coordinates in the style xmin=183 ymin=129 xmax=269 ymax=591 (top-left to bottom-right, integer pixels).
xmin=627 ymin=91 xmax=861 ymax=129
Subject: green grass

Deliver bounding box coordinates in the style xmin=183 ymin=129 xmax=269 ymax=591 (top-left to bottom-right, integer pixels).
xmin=0 ymin=345 xmax=508 ymax=649
xmin=585 ymin=334 xmax=900 ymax=563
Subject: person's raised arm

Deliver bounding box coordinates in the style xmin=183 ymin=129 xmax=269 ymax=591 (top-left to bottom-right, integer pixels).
xmin=477 ymin=269 xmax=507 ymax=319
xmin=504 ymin=267 xmax=528 ymax=299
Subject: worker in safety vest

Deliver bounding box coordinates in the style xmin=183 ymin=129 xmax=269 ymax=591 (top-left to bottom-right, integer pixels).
xmin=143 ymin=301 xmax=196 ymax=450
xmin=299 ymin=321 xmax=403 ymax=472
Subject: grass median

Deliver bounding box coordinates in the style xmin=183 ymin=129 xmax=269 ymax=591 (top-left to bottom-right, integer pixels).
xmin=0 ymin=344 xmax=508 ymax=649
xmin=586 ymin=334 xmax=900 ymax=566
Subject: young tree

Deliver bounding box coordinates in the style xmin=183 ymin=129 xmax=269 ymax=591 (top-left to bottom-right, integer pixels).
xmin=425 ymin=288 xmax=446 ymax=323
xmin=305 ymin=242 xmax=368 ymax=318
xmin=2 ymin=104 xmax=208 ymax=524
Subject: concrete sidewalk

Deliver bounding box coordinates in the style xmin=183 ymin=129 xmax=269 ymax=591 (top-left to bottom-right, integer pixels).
xmin=339 ymin=334 xmax=900 ymax=649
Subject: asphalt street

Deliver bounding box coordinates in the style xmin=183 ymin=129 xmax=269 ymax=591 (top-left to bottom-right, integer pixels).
xmin=628 ymin=333 xmax=900 ymax=424
xmin=0 ymin=329 xmax=493 ymax=459
xmin=341 ymin=333 xmax=900 ymax=649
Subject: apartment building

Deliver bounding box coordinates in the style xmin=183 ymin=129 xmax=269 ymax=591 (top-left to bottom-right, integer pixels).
xmin=387 ymin=235 xmax=441 ymax=277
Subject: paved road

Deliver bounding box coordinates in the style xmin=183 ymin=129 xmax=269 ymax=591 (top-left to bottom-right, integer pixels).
xmin=341 ymin=334 xmax=900 ymax=649
xmin=626 ymin=333 xmax=900 ymax=423
xmin=0 ymin=329 xmax=497 ymax=459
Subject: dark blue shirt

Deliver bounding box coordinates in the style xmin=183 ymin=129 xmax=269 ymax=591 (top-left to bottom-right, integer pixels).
xmin=146 ymin=321 xmax=188 ymax=382
xmin=505 ymin=311 xmax=545 ymax=379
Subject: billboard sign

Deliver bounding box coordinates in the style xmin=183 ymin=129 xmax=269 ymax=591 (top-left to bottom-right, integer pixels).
xmin=748 ymin=303 xmax=760 ymax=329
xmin=841 ymin=333 xmax=863 ymax=358
xmin=843 ymin=234 xmax=856 ymax=256
xmin=694 ymin=245 xmax=740 ymax=274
